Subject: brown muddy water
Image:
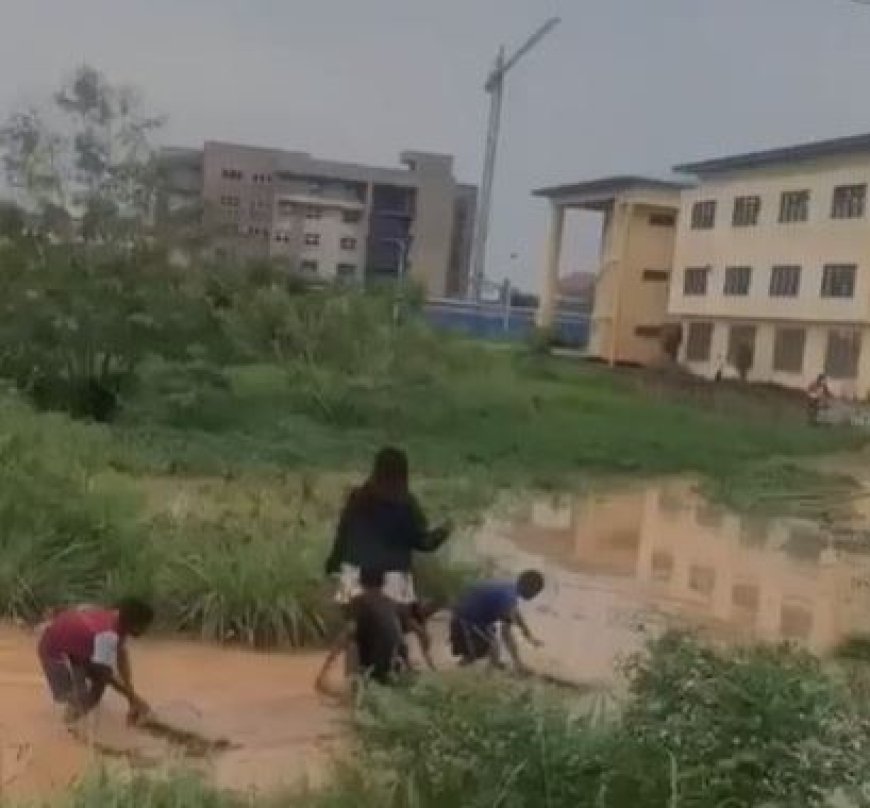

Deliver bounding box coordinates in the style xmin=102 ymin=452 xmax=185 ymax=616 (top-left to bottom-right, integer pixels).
xmin=0 ymin=635 xmax=343 ymax=801
xmin=474 ymin=477 xmax=870 ymax=684
xmin=5 ymin=475 xmax=870 ymax=800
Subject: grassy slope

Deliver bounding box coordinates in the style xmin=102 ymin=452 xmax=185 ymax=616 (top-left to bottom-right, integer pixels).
xmin=117 ymin=353 xmax=859 ymax=485
xmin=0 ymin=350 xmax=861 ymax=640
xmin=108 ymin=353 xmax=862 ymax=528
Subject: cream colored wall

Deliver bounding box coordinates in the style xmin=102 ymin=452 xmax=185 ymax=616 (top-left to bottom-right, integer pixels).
xmin=671 ymin=153 xmax=870 ymax=324
xmin=588 ymin=190 xmax=680 ymax=364
xmin=617 ymin=204 xmax=678 ymax=364
xmin=671 ymin=152 xmax=870 ymax=397
xmin=680 ymin=320 xmax=870 ymax=398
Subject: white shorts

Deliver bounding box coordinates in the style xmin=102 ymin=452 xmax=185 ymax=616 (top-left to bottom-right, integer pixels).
xmin=335 ymin=564 xmax=416 ymax=605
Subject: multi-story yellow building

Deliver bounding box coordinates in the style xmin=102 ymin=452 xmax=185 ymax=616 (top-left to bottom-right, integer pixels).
xmin=538 ymin=133 xmax=870 ymax=398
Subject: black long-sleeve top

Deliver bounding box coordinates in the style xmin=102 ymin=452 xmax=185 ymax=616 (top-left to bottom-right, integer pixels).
xmin=325 ymin=488 xmax=447 ymax=575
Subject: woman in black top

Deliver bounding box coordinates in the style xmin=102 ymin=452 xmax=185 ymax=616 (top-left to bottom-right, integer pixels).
xmin=325 ymin=447 xmax=451 ymax=667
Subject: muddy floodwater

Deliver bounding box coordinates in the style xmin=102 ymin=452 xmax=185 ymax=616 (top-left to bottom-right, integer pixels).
xmin=0 ymin=633 xmax=343 ymax=800
xmin=475 ymin=477 xmax=870 ymax=684
xmin=5 ymin=475 xmax=870 ymax=799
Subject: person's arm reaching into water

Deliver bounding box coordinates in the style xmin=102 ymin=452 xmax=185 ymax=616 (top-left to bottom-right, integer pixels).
xmin=512 ymin=608 xmax=543 ymax=649
xmin=500 ymin=622 xmax=524 ymax=673
xmin=116 ymin=645 xmax=149 ymax=722
xmin=91 ymin=632 xmax=149 ymax=721
xmin=500 ymin=608 xmax=542 ymax=674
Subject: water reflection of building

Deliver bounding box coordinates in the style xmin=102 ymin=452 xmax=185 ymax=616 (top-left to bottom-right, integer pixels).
xmin=519 ymin=482 xmax=870 ymax=654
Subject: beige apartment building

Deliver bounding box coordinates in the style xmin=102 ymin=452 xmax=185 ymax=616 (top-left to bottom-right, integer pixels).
xmin=163 ymin=142 xmax=476 ymax=298
xmin=672 ymin=137 xmax=870 ymax=397
xmin=537 ymin=133 xmax=870 ymax=398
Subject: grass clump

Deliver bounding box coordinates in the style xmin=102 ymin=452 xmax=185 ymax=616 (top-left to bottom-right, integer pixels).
xmin=0 ymin=402 xmax=148 ymax=622
xmin=55 ymin=769 xmax=239 ymax=807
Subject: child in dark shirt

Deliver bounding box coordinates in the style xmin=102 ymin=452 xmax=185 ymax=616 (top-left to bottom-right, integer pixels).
xmin=316 ymin=568 xmax=409 ymax=692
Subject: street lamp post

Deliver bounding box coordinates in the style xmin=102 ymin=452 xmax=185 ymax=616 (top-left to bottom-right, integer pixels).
xmin=380 ymin=236 xmax=410 ymax=324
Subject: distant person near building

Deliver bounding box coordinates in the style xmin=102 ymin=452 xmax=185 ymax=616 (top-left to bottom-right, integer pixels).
xmin=807 ymin=373 xmax=831 ymax=425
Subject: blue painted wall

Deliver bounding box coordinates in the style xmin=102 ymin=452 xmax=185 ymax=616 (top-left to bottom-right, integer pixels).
xmin=423 ymin=301 xmax=589 ymax=347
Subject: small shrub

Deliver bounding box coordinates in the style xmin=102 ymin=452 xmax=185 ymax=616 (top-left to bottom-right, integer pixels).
xmin=622 ymin=631 xmax=870 ymax=807
xmin=354 ymin=671 xmax=668 ymax=808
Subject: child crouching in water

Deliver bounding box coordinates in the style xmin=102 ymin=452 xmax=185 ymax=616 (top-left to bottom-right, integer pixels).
xmin=317 ymin=568 xmax=410 ymax=693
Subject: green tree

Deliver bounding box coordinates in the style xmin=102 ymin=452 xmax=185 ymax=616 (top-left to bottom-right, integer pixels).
xmin=0 ymin=243 xmax=220 ymax=420
xmin=0 ymin=64 xmax=165 ymax=245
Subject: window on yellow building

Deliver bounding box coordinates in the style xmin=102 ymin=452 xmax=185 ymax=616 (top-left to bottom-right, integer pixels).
xmin=821 ymin=264 xmax=856 ymax=298
xmin=831 ymin=184 xmax=866 ymax=219
xmin=724 ymin=266 xmax=752 ymax=296
xmin=685 ymin=322 xmax=713 ymax=362
xmin=770 ymin=265 xmax=801 ymax=297
xmin=773 ymin=328 xmax=806 ymax=374
xmin=683 ymin=267 xmax=709 ymax=295
xmin=779 ymin=190 xmax=810 ymax=223
xmin=649 ymin=212 xmax=676 ymax=227
xmin=825 ymin=329 xmax=861 ymax=379
xmin=727 ymin=325 xmax=756 ymax=368
xmin=690 ymin=199 xmax=716 ymax=229
xmin=732 ymin=195 xmax=760 ymax=227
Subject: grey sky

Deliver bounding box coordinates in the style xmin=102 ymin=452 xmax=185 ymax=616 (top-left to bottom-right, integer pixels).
xmin=2 ymin=0 xmax=870 ymax=291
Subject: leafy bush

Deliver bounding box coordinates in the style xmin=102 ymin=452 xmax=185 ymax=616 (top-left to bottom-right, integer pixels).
xmin=622 ymin=632 xmax=870 ymax=807
xmin=0 ymin=244 xmax=220 ymax=420
xmin=352 ymin=671 xmax=668 ymax=808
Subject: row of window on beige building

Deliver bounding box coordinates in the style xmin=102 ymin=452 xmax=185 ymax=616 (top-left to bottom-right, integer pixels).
xmin=535 ymin=133 xmax=870 ymax=398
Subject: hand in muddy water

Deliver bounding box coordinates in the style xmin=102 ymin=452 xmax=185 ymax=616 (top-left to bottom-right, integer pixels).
xmin=126 ymin=698 xmax=151 ymax=726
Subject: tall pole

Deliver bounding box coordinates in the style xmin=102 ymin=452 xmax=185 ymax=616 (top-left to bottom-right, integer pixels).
xmin=468 ymin=18 xmax=561 ymax=303
xmin=469 ymin=47 xmax=504 ymax=303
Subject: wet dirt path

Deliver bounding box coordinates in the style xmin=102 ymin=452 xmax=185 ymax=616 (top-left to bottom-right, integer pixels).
xmin=0 ymin=629 xmax=344 ymax=801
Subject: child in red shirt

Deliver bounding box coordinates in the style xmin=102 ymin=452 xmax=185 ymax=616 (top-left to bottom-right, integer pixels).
xmin=38 ymin=598 xmax=154 ymax=723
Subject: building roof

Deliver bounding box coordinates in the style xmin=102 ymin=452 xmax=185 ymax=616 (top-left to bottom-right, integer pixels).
xmin=533 ymin=175 xmax=693 ymax=200
xmin=675 ymin=132 xmax=870 ymax=176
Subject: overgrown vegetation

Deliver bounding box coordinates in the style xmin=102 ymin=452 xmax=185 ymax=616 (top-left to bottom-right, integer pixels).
xmin=0 ymin=249 xmax=861 ymax=638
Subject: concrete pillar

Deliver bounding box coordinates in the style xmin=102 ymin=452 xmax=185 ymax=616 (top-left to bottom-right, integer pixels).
xmin=536 ymin=202 xmax=565 ymax=329
xmin=609 ymin=202 xmax=634 ymax=365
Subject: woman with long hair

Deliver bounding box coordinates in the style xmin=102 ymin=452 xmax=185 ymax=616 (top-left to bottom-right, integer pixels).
xmin=324 ymin=447 xmax=451 ymax=670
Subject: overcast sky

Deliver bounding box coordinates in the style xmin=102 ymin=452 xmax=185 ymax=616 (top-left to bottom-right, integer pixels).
xmin=3 ymin=0 xmax=870 ymax=291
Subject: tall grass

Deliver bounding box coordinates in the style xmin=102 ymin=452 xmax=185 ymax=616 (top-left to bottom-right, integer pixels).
xmin=0 ymin=401 xmax=147 ymax=621
xmin=51 ymin=770 xmax=239 ymax=807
